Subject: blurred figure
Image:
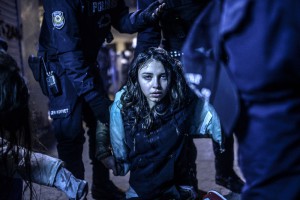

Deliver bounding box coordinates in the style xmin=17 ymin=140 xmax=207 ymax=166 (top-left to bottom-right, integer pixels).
xmin=183 ymin=0 xmax=300 ymax=199
xmin=0 ymin=51 xmax=87 ymax=200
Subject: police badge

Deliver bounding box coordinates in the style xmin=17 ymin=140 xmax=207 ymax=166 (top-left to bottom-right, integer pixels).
xmin=52 ymin=11 xmax=65 ymax=29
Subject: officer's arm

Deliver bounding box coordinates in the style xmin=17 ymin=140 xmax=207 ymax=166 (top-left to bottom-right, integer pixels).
xmin=111 ymin=0 xmax=165 ymax=34
xmin=134 ymin=0 xmax=162 ymax=57
xmin=42 ymin=0 xmax=111 ymax=123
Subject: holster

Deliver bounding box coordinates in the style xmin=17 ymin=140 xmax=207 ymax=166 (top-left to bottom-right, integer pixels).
xmin=28 ymin=55 xmax=49 ymax=96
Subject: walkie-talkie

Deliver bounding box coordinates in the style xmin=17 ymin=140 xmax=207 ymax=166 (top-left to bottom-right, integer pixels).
xmin=41 ymin=57 xmax=61 ymax=96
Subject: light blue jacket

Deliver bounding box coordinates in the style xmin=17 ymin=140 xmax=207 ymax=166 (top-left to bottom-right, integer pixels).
xmin=0 ymin=137 xmax=63 ymax=186
xmin=110 ymin=88 xmax=223 ymax=176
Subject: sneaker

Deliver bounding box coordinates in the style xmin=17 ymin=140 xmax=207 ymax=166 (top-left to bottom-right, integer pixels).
xmin=203 ymin=190 xmax=227 ymax=200
xmin=91 ymin=180 xmax=125 ymax=200
xmin=215 ymin=172 xmax=245 ymax=193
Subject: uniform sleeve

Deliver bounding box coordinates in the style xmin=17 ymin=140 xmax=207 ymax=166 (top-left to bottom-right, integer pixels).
xmin=0 ymin=137 xmax=63 ymax=186
xmin=41 ymin=0 xmax=111 ymax=124
xmin=110 ymin=0 xmax=162 ymax=35
xmin=135 ymin=0 xmax=161 ymax=56
xmin=42 ymin=0 xmax=91 ymax=95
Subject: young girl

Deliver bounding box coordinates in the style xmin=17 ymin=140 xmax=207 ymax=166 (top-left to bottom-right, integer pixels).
xmin=98 ymin=47 xmax=224 ymax=200
xmin=0 ymin=51 xmax=87 ymax=200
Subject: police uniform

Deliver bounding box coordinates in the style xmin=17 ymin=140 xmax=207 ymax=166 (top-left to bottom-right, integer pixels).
xmin=38 ymin=0 xmax=159 ymax=199
xmin=221 ymin=1 xmax=300 ymax=199
xmin=134 ymin=0 xmax=244 ymax=194
xmin=183 ymin=0 xmax=300 ymax=199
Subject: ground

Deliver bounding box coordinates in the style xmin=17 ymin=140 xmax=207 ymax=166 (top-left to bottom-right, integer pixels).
xmin=24 ymin=134 xmax=242 ymax=200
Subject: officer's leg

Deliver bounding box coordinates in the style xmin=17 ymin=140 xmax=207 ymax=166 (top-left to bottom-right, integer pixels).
xmin=48 ymin=66 xmax=85 ymax=179
xmin=175 ymin=136 xmax=207 ymax=199
xmin=83 ymin=102 xmax=125 ymax=200
xmin=187 ymin=139 xmax=207 ymax=198
xmin=52 ymin=99 xmax=85 ymax=179
xmin=213 ymin=134 xmax=244 ymax=193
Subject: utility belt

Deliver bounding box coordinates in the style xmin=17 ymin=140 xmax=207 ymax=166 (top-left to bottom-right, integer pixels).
xmin=28 ymin=53 xmax=61 ymax=97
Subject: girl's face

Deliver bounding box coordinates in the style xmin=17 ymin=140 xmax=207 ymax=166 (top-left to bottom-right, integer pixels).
xmin=138 ymin=59 xmax=170 ymax=109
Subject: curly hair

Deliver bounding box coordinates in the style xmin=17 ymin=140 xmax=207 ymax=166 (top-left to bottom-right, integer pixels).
xmin=0 ymin=51 xmax=34 ymax=198
xmin=120 ymin=47 xmax=191 ymax=133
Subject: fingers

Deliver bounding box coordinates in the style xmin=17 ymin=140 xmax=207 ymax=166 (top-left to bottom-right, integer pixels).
xmin=101 ymin=156 xmax=113 ymax=168
xmin=152 ymin=3 xmax=166 ymax=19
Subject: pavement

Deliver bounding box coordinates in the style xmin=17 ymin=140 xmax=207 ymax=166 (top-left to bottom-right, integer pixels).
xmin=25 ymin=134 xmax=243 ymax=200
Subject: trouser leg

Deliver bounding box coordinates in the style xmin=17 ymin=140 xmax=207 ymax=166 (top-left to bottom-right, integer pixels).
xmin=213 ymin=134 xmax=244 ymax=193
xmin=213 ymin=134 xmax=234 ymax=176
xmin=52 ymin=100 xmax=85 ymax=179
xmin=83 ymin=102 xmax=125 ymax=200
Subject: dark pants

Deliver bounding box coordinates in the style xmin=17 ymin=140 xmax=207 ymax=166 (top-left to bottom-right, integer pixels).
xmin=49 ymin=62 xmax=109 ymax=183
xmin=213 ymin=134 xmax=234 ymax=176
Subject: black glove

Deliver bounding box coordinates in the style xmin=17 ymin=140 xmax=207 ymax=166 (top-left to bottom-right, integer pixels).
xmin=101 ymin=155 xmax=117 ymax=175
xmin=141 ymin=1 xmax=161 ymax=23
xmin=130 ymin=1 xmax=166 ymax=27
xmin=95 ymin=120 xmax=112 ymax=160
xmin=53 ymin=167 xmax=88 ymax=200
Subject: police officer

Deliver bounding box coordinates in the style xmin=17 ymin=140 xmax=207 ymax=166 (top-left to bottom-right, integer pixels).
xmin=183 ymin=0 xmax=300 ymax=199
xmin=134 ymin=0 xmax=244 ymax=195
xmin=38 ymin=0 xmax=164 ymax=199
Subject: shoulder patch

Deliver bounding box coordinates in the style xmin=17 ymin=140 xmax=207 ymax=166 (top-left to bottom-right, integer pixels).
xmin=52 ymin=11 xmax=65 ymax=29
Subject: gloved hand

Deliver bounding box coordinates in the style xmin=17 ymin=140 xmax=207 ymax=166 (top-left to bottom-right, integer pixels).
xmin=53 ymin=167 xmax=88 ymax=200
xmin=95 ymin=120 xmax=112 ymax=160
xmin=140 ymin=1 xmax=166 ymax=23
xmin=101 ymin=155 xmax=117 ymax=175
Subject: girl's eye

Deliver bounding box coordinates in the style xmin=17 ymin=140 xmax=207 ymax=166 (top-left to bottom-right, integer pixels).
xmin=161 ymin=75 xmax=167 ymax=80
xmin=143 ymin=75 xmax=152 ymax=80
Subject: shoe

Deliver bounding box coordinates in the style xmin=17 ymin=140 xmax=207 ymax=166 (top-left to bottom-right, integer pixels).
xmin=203 ymin=190 xmax=227 ymax=200
xmin=91 ymin=180 xmax=125 ymax=200
xmin=215 ymin=172 xmax=244 ymax=193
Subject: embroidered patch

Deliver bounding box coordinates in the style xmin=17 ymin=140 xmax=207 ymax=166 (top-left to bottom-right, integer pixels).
xmin=52 ymin=11 xmax=65 ymax=29
xmin=49 ymin=107 xmax=70 ymax=119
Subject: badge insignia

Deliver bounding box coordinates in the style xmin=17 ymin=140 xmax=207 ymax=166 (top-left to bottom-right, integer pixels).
xmin=52 ymin=11 xmax=65 ymax=29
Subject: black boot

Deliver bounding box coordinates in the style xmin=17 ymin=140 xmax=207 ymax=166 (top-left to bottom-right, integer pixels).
xmin=215 ymin=171 xmax=245 ymax=194
xmin=213 ymin=135 xmax=245 ymax=193
xmin=91 ymin=161 xmax=125 ymax=200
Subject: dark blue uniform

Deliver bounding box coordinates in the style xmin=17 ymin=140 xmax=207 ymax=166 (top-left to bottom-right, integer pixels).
xmin=183 ymin=0 xmax=300 ymax=199
xmin=38 ymin=0 xmax=158 ymax=198
xmin=222 ymin=1 xmax=300 ymax=199
xmin=135 ymin=0 xmax=244 ymax=194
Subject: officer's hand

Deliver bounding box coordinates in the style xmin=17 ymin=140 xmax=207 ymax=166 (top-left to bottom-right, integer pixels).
xmin=142 ymin=1 xmax=166 ymax=23
xmin=101 ymin=155 xmax=117 ymax=175
xmin=152 ymin=2 xmax=166 ymax=20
